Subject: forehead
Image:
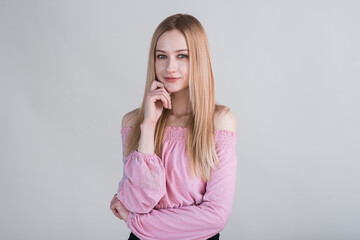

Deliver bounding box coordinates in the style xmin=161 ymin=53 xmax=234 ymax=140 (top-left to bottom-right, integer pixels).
xmin=156 ymin=29 xmax=188 ymax=51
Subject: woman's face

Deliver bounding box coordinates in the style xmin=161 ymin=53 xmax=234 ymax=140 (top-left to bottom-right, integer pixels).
xmin=155 ymin=29 xmax=189 ymax=94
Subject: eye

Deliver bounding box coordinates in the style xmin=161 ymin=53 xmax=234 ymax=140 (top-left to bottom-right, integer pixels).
xmin=156 ymin=54 xmax=166 ymax=59
xmin=178 ymin=54 xmax=188 ymax=59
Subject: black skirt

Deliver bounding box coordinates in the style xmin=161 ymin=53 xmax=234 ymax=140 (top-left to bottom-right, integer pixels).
xmin=128 ymin=232 xmax=220 ymax=240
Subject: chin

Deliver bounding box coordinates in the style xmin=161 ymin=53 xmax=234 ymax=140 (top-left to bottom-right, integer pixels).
xmin=164 ymin=86 xmax=175 ymax=93
xmin=162 ymin=83 xmax=175 ymax=92
xmin=166 ymin=86 xmax=188 ymax=94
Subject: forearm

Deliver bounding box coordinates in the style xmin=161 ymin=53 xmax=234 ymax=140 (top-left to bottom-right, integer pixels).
xmin=127 ymin=201 xmax=232 ymax=240
xmin=137 ymin=122 xmax=156 ymax=154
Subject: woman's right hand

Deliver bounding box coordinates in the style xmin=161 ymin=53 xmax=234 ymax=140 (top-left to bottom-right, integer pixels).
xmin=143 ymin=80 xmax=172 ymax=125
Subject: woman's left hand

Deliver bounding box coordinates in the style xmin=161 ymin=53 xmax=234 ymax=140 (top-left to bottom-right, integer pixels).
xmin=110 ymin=194 xmax=129 ymax=222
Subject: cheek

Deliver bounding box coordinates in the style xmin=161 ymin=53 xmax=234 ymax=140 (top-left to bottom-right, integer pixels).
xmin=155 ymin=61 xmax=165 ymax=71
xmin=179 ymin=62 xmax=189 ymax=75
xmin=155 ymin=62 xmax=167 ymax=82
xmin=155 ymin=62 xmax=161 ymax=78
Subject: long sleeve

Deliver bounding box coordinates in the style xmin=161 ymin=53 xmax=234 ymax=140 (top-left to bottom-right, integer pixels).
xmin=126 ymin=130 xmax=238 ymax=240
xmin=117 ymin=127 xmax=166 ymax=213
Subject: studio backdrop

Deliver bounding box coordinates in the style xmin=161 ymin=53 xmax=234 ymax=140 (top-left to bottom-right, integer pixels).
xmin=0 ymin=0 xmax=359 ymax=239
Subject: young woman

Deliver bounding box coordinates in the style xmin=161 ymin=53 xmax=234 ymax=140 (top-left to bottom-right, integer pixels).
xmin=110 ymin=14 xmax=238 ymax=240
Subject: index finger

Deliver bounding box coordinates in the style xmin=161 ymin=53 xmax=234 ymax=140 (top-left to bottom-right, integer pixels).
xmin=150 ymin=80 xmax=165 ymax=91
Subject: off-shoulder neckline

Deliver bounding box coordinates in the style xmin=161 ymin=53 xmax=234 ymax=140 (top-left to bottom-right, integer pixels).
xmin=121 ymin=126 xmax=238 ymax=146
xmin=121 ymin=125 xmax=238 ymax=136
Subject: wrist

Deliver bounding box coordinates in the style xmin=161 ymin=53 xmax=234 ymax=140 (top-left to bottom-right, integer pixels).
xmin=140 ymin=121 xmax=156 ymax=131
xmin=123 ymin=211 xmax=129 ymax=223
xmin=120 ymin=208 xmax=130 ymax=222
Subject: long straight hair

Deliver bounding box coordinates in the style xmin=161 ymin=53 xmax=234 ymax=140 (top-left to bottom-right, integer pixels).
xmin=125 ymin=14 xmax=221 ymax=181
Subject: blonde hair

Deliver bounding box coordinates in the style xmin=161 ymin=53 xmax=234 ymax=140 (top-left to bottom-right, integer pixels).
xmin=125 ymin=14 xmax=223 ymax=181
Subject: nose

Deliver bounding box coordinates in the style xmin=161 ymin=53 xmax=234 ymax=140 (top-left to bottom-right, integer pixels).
xmin=166 ymin=57 xmax=177 ymax=73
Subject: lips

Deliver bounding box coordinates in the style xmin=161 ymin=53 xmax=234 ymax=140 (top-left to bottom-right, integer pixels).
xmin=164 ymin=77 xmax=180 ymax=82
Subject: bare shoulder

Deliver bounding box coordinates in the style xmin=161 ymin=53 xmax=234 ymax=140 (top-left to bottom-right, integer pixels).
xmin=122 ymin=108 xmax=140 ymax=129
xmin=214 ymin=105 xmax=237 ymax=133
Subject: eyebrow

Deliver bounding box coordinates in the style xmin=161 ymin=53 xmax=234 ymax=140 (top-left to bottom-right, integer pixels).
xmin=155 ymin=49 xmax=189 ymax=53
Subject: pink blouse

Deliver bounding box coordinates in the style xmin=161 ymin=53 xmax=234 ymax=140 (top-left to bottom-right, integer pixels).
xmin=117 ymin=126 xmax=238 ymax=240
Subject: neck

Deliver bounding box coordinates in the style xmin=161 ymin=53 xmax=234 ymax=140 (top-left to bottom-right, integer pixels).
xmin=169 ymin=87 xmax=192 ymax=117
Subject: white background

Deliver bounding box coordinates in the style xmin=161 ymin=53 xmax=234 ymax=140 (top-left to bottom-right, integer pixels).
xmin=1 ymin=0 xmax=359 ymax=239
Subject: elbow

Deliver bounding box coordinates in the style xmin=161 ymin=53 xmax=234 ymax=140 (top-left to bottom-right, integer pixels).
xmin=218 ymin=215 xmax=229 ymax=231
xmin=209 ymin=204 xmax=232 ymax=231
xmin=130 ymin=186 xmax=166 ymax=214
xmin=117 ymin=191 xmax=159 ymax=214
xmin=214 ymin=213 xmax=230 ymax=231
xmin=136 ymin=174 xmax=166 ymax=213
xmin=117 ymin=178 xmax=166 ymax=214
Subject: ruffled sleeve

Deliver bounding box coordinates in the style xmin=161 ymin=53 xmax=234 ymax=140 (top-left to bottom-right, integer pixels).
xmin=126 ymin=129 xmax=238 ymax=240
xmin=117 ymin=127 xmax=166 ymax=213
